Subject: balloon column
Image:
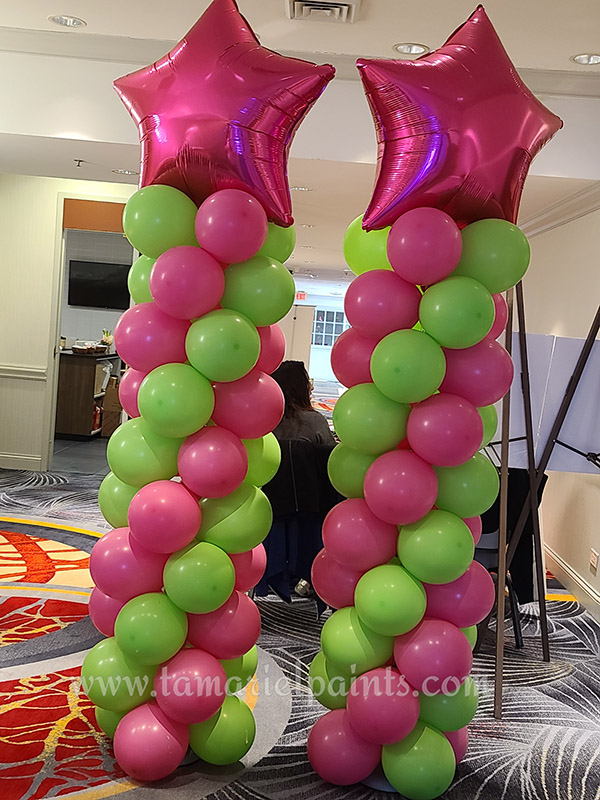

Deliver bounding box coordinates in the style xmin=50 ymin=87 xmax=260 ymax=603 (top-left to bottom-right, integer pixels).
xmin=85 ymin=0 xmax=334 ymax=782
xmin=309 ymin=8 xmax=561 ymax=800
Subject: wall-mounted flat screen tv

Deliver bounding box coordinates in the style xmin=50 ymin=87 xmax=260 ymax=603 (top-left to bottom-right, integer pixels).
xmin=68 ymin=260 xmax=130 ymax=311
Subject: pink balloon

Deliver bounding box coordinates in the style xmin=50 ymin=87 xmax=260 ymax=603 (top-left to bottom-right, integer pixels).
xmin=424 ymin=561 xmax=495 ymax=628
xmin=364 ymin=450 xmax=438 ymax=525
xmin=114 ymin=303 xmax=189 ymax=374
xmin=178 ymin=426 xmax=248 ymax=498
xmin=440 ymin=337 xmax=514 ymax=407
xmin=394 ymin=618 xmax=473 ymax=694
xmin=153 ymin=648 xmax=227 ymax=724
xmin=115 ymin=0 xmax=334 ymax=227
xmin=195 ymin=189 xmax=268 ymax=264
xmin=211 ymin=370 xmax=284 ymax=439
xmin=128 ymin=480 xmax=201 ymax=553
xmin=255 ymin=324 xmax=286 ymax=374
xmin=149 ymin=246 xmax=225 ymax=320
xmin=311 ymin=549 xmax=363 ymax=609
xmin=445 ymin=727 xmax=469 ymax=764
xmin=322 ymin=498 xmax=398 ymax=572
xmin=89 ymin=527 xmax=167 ymax=602
xmin=344 ymin=270 xmax=420 ymax=340
xmin=113 ymin=702 xmax=188 ymax=782
xmin=387 ymin=208 xmax=462 ymax=285
xmin=88 ymin=587 xmax=125 ymax=637
xmin=489 ymin=293 xmax=508 ymax=339
xmin=407 ymin=393 xmax=483 ymax=467
xmin=463 ymin=515 xmax=482 ymax=545
xmin=346 ymin=667 xmax=419 ymax=745
xmin=307 ymin=709 xmax=381 ymax=786
xmin=188 ymin=590 xmax=261 ymax=660
xmin=230 ymin=545 xmax=267 ymax=592
xmin=331 ymin=328 xmax=378 ymax=388
xmin=357 ymin=7 xmax=562 ymax=231
xmin=118 ymin=368 xmax=146 ymax=418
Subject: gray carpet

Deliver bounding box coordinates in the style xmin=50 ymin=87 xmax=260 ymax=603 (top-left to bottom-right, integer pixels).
xmin=0 ymin=466 xmax=599 ymax=799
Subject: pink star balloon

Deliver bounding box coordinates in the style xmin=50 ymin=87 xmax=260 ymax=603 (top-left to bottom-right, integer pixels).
xmin=357 ymin=5 xmax=562 ymax=230
xmin=114 ymin=0 xmax=334 ymax=226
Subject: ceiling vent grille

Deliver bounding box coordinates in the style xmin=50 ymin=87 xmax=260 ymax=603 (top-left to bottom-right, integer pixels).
xmin=285 ymin=1 xmax=362 ymax=23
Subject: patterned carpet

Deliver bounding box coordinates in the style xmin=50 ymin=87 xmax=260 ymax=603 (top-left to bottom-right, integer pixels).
xmin=0 ymin=467 xmax=599 ymax=800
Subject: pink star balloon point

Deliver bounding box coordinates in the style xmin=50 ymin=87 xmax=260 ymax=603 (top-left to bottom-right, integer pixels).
xmin=114 ymin=0 xmax=334 ymax=226
xmin=358 ymin=5 xmax=562 ymax=230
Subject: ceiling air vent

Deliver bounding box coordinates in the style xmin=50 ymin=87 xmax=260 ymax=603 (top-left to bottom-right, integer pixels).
xmin=285 ymin=0 xmax=362 ymax=23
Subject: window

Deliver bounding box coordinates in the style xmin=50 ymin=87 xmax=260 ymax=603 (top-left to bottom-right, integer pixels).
xmin=311 ymin=308 xmax=350 ymax=347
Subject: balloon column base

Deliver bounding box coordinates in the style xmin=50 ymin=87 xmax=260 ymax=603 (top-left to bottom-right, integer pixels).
xmin=362 ymin=765 xmax=397 ymax=793
xmin=180 ymin=748 xmax=201 ymax=767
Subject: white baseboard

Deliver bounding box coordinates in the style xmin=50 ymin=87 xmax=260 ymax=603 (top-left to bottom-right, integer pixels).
xmin=545 ymin=544 xmax=600 ymax=621
xmin=0 ymin=452 xmax=43 ymax=470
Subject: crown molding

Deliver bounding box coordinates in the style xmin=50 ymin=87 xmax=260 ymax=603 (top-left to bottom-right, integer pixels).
xmin=519 ymin=181 xmax=600 ymax=237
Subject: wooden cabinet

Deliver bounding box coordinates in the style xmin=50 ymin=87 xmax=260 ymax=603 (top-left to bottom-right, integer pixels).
xmin=55 ymin=352 xmax=121 ymax=438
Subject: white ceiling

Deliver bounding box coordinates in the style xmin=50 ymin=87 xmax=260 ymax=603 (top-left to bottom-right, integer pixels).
xmin=2 ymin=0 xmax=600 ymax=73
xmin=0 ymin=0 xmax=599 ymax=278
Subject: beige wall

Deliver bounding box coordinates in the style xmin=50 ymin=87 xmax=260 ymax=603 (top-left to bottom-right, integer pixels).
xmin=0 ymin=174 xmax=134 ymax=470
xmin=524 ymin=208 xmax=600 ymax=617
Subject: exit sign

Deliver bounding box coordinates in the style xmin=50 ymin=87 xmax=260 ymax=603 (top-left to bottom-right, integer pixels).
xmin=296 ymin=291 xmax=307 ymax=300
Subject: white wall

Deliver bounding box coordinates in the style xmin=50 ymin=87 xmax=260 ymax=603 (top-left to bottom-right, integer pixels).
xmin=295 ymin=293 xmax=347 ymax=382
xmin=61 ymin=229 xmax=132 ymax=342
xmin=0 ymin=174 xmax=134 ymax=470
xmin=524 ymin=208 xmax=600 ymax=617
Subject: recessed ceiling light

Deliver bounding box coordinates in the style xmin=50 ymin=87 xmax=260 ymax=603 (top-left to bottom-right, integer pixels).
xmin=300 ymin=223 xmax=315 ymax=228
xmin=48 ymin=14 xmax=87 ymax=28
xmin=112 ymin=168 xmax=139 ymax=175
xmin=393 ymin=42 xmax=429 ymax=57
xmin=571 ymin=53 xmax=600 ymax=65
xmin=290 ymin=186 xmax=313 ymax=192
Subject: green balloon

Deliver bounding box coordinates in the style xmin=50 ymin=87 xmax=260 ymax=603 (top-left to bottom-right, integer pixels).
xmin=221 ymin=255 xmax=295 ymax=327
xmin=127 ymin=255 xmax=154 ymax=304
xmin=461 ymin=626 xmax=478 ymax=650
xmin=137 ymin=363 xmax=214 ymax=438
xmin=419 ymin=276 xmax=494 ymax=349
xmin=333 ymin=383 xmax=409 ymax=455
xmin=114 ymin=592 xmax=188 ymax=665
xmin=95 ymin=706 xmax=126 ymax=739
xmin=327 ymin=443 xmax=376 ymax=498
xmin=257 ymin=222 xmax=296 ymax=262
xmin=189 ymin=695 xmax=256 ymax=765
xmin=164 ymin=541 xmax=235 ymax=613
xmin=419 ymin=676 xmax=478 ymax=732
xmin=81 ymin=637 xmax=156 ymax=712
xmin=478 ymin=404 xmax=498 ymax=448
xmin=185 ymin=309 xmax=260 ymax=383
xmin=122 ymin=186 xmax=198 ymax=259
xmin=435 ymin=453 xmax=500 ymax=518
xmin=354 ymin=564 xmax=426 ymax=636
xmin=106 ymin=417 xmax=183 ymax=488
xmin=343 ymin=215 xmax=392 ymax=275
xmin=243 ymin=433 xmax=281 ymax=486
xmin=321 ymin=606 xmax=394 ymax=675
xmin=453 ymin=219 xmax=531 ymax=293
xmin=198 ymin=483 xmax=273 ymax=553
xmin=221 ymin=646 xmax=258 ymax=693
xmin=398 ymin=510 xmax=475 ymax=585
xmin=308 ymin=650 xmax=353 ymax=710
xmin=371 ymin=330 xmax=447 ymax=404
xmin=382 ymin=722 xmax=456 ymax=800
xmin=98 ymin=472 xmax=138 ymax=528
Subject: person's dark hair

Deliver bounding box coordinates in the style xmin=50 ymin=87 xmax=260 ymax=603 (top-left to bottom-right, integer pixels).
xmin=272 ymin=360 xmax=313 ymax=418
